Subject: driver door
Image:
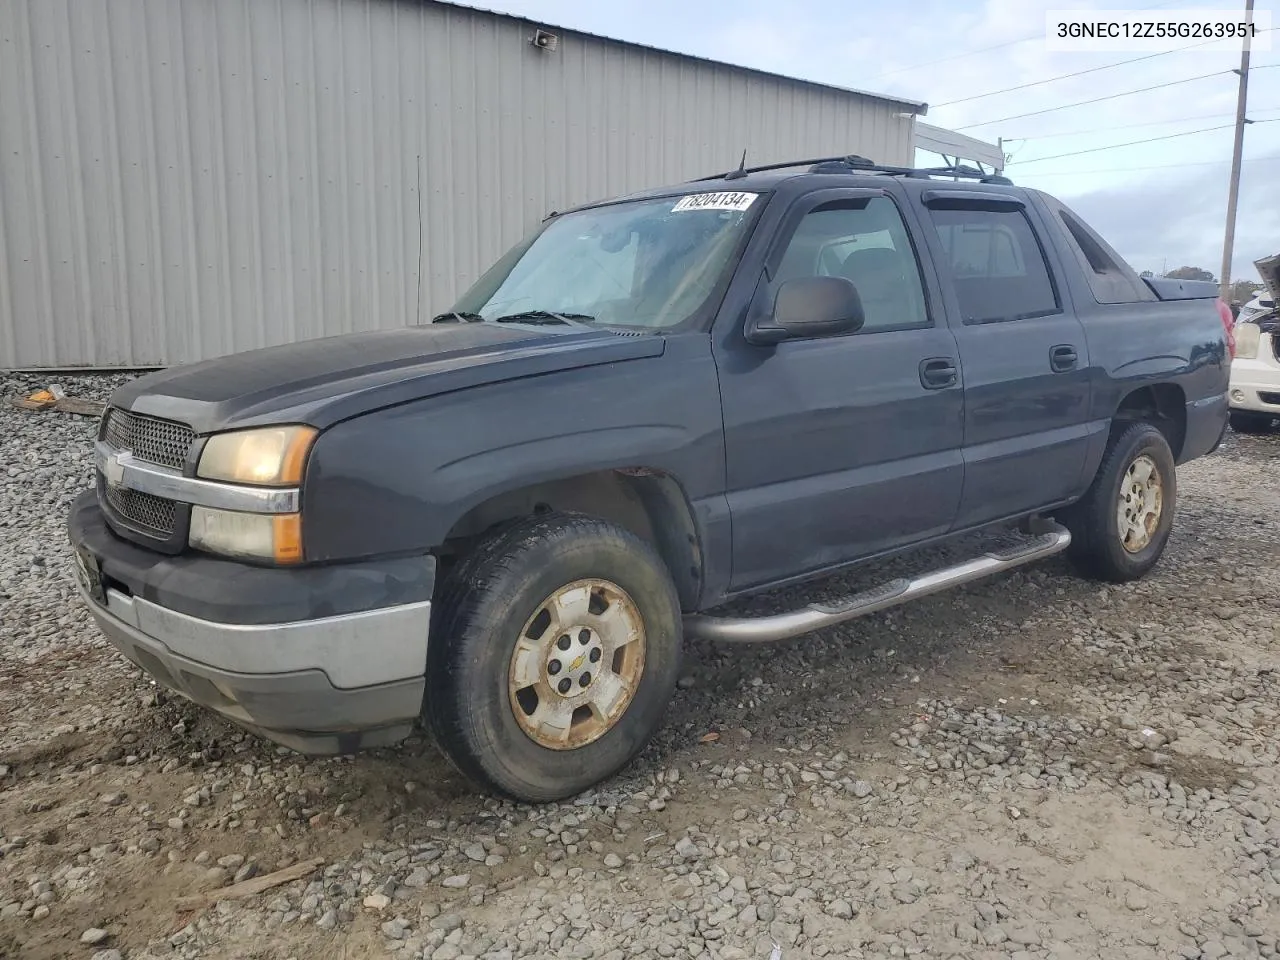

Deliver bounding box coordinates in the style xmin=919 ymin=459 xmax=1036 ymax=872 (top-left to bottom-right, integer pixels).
xmin=713 ymin=187 xmax=966 ymax=590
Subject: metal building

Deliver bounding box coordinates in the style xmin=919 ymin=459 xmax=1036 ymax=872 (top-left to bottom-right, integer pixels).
xmin=0 ymin=0 xmax=937 ymax=369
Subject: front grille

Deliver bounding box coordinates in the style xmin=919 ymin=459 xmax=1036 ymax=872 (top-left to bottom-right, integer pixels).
xmin=103 ymin=483 xmax=178 ymax=538
xmin=102 ymin=408 xmax=194 ymax=470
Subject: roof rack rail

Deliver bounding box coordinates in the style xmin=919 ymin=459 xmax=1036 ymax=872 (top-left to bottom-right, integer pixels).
xmin=916 ymin=163 xmax=1013 ymax=186
xmin=695 ymin=155 xmax=1012 ymax=185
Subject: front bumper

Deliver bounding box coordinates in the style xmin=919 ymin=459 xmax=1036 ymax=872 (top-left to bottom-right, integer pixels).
xmin=1228 ymin=356 xmax=1280 ymax=415
xmin=1229 ymin=327 xmax=1280 ymax=414
xmin=68 ymin=491 xmax=436 ymax=754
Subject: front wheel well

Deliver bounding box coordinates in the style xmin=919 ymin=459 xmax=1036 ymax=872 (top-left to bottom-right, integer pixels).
xmin=438 ymin=469 xmax=703 ymax=611
xmin=1112 ymin=383 xmax=1186 ymax=460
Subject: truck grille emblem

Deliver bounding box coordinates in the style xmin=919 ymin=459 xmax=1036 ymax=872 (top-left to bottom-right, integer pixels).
xmin=102 ymin=450 xmax=127 ymax=486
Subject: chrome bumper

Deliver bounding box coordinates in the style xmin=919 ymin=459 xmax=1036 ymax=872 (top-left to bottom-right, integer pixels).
xmin=78 ymin=581 xmax=430 ymax=755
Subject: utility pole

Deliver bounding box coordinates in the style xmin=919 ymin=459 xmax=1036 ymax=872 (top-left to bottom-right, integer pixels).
xmin=1219 ymin=0 xmax=1254 ymax=302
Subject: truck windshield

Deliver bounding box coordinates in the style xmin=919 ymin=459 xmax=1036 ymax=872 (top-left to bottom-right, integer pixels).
xmin=448 ymin=192 xmax=762 ymax=330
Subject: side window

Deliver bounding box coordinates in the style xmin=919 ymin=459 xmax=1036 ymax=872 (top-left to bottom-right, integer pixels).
xmin=929 ymin=206 xmax=1061 ymax=323
xmin=1051 ymin=200 xmax=1156 ymax=304
xmin=774 ymin=197 xmax=930 ymax=333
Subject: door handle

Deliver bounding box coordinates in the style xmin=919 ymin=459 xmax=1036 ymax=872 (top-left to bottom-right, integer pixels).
xmin=1050 ymin=344 xmax=1078 ymax=372
xmin=919 ymin=357 xmax=958 ymax=390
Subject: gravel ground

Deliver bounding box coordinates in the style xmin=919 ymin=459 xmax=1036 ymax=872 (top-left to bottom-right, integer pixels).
xmin=2 ymin=373 xmax=1279 ymax=960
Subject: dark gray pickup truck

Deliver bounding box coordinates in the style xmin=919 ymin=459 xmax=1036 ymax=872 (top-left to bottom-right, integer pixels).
xmin=68 ymin=156 xmax=1233 ymax=801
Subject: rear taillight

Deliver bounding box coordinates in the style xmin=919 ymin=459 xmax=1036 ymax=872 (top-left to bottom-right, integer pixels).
xmin=1215 ymin=298 xmax=1236 ymax=359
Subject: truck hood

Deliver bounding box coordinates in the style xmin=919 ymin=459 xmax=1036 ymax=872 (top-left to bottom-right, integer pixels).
xmin=1255 ymin=253 xmax=1280 ymax=305
xmin=112 ymin=323 xmax=665 ymax=433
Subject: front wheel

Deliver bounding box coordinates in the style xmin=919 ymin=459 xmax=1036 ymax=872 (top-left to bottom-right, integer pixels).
xmin=425 ymin=513 xmax=682 ymax=802
xmin=1060 ymin=422 xmax=1177 ymax=583
xmin=1230 ymin=410 xmax=1275 ymax=435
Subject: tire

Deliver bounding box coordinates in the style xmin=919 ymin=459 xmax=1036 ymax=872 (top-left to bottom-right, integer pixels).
xmin=1230 ymin=410 xmax=1274 ymax=435
xmin=425 ymin=512 xmax=682 ymax=802
xmin=1060 ymin=422 xmax=1177 ymax=584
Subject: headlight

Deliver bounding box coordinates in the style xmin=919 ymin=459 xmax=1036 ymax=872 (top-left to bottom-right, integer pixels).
xmin=197 ymin=426 xmax=317 ymax=485
xmin=1235 ymin=323 xmax=1261 ymax=360
xmin=190 ymin=507 xmax=303 ymax=564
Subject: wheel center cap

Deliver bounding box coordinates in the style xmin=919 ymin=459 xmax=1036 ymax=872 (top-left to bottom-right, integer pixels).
xmin=545 ymin=626 xmax=604 ymax=697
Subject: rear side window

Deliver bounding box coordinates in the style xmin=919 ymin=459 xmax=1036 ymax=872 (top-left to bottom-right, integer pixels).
xmin=929 ymin=207 xmax=1061 ymax=324
xmin=1040 ymin=193 xmax=1156 ymax=304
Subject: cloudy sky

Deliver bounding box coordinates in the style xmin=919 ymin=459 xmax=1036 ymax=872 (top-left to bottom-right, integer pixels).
xmin=479 ymin=0 xmax=1279 ymax=284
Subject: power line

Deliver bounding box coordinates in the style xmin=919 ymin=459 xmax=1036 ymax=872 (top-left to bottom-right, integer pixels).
xmin=1012 ymin=119 xmax=1280 ymax=165
xmin=934 ymin=37 xmax=1224 ymax=108
xmin=876 ymin=19 xmax=1279 ymax=90
xmin=955 ymin=69 xmax=1231 ymax=129
xmin=1012 ymin=154 xmax=1280 ymax=177
xmin=1004 ymin=106 xmax=1280 ymax=140
xmin=870 ymin=0 xmax=1181 ymax=79
xmin=873 ymin=36 xmax=1034 ymax=79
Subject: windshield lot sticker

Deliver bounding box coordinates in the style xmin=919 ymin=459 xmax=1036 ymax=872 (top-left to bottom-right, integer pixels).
xmin=671 ymin=192 xmax=758 ymax=213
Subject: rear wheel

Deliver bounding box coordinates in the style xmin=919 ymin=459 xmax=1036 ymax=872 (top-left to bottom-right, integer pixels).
xmin=1061 ymin=422 xmax=1177 ymax=583
xmin=1230 ymin=410 xmax=1275 ymax=434
xmin=426 ymin=513 xmax=682 ymax=802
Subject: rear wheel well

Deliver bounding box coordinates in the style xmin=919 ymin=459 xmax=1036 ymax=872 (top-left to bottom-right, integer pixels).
xmin=438 ymin=469 xmax=703 ymax=611
xmin=1113 ymin=384 xmax=1186 ymax=460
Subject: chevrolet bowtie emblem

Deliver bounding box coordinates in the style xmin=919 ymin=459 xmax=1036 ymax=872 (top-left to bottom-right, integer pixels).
xmin=569 ymin=653 xmax=586 ymax=672
xmin=103 ymin=450 xmax=127 ymax=486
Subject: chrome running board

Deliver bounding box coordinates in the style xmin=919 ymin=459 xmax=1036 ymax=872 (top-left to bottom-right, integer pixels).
xmin=683 ymin=521 xmax=1072 ymax=644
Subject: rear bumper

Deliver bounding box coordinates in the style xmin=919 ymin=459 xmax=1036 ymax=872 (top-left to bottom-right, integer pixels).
xmin=68 ymin=491 xmax=435 ymax=754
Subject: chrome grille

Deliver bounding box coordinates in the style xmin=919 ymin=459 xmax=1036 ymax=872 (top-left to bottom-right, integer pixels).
xmin=102 ymin=408 xmax=194 ymax=470
xmin=103 ymin=483 xmax=178 ymax=537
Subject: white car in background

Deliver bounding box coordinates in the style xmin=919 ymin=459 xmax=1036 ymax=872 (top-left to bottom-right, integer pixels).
xmin=1229 ymin=254 xmax=1280 ymax=434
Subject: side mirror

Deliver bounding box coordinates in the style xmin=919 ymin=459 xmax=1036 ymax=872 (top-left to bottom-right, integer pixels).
xmin=746 ymin=276 xmax=865 ymax=345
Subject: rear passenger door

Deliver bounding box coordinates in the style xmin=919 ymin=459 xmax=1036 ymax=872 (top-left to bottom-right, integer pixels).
xmin=920 ymin=192 xmax=1092 ymax=529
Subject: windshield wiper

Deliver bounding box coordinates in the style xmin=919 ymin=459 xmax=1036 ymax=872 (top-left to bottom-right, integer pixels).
xmin=430 ymin=311 xmax=485 ymax=324
xmin=491 ymin=310 xmax=596 ymax=326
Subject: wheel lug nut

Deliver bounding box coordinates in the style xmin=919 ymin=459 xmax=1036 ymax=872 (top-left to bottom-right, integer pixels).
xmin=548 ymin=659 xmax=561 ymax=675
xmin=557 ymin=677 xmax=572 ymax=695
xmin=580 ymin=672 xmax=591 ymax=687
xmin=589 ymin=648 xmax=601 ymax=663
xmin=579 ymin=629 xmax=591 ymax=645
xmin=557 ymin=635 xmax=571 ymax=651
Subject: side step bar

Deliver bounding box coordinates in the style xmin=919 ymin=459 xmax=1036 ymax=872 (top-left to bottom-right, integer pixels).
xmin=683 ymin=522 xmax=1072 ymax=644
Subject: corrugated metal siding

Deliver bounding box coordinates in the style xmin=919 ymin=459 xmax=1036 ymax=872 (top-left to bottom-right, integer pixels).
xmin=0 ymin=0 xmax=915 ymax=368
